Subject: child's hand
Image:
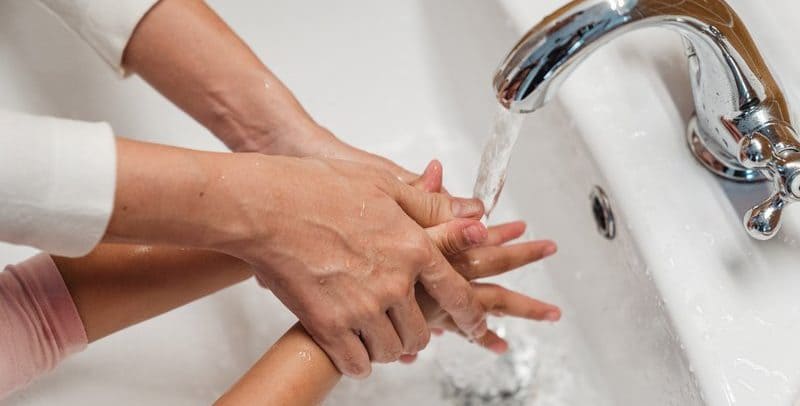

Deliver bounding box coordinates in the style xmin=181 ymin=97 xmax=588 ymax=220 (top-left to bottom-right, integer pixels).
xmin=403 ymin=221 xmax=559 ymax=363
xmin=401 ymin=160 xmax=560 ymax=362
xmin=423 ymin=221 xmax=559 ymax=348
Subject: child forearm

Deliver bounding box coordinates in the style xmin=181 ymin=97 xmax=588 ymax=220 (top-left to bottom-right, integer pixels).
xmin=215 ymin=323 xmax=341 ymax=406
xmin=52 ymin=244 xmax=252 ymax=342
xmin=53 ymin=244 xmax=341 ymax=404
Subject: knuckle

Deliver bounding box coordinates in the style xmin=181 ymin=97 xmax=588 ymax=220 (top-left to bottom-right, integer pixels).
xmin=481 ymin=283 xmax=502 ymax=305
xmin=420 ymin=331 xmax=432 ymax=350
xmin=425 ymin=195 xmax=440 ymax=222
xmin=441 ymin=232 xmax=463 ymax=256
xmin=373 ymin=169 xmax=399 ymax=190
xmin=406 ymin=238 xmax=433 ymax=265
xmin=307 ymin=311 xmax=337 ymax=335
xmin=468 ymin=308 xmax=487 ymax=330
xmin=324 ymin=321 xmax=347 ymax=337
xmin=451 ymin=284 xmax=473 ymax=309
xmin=371 ymin=351 xmax=388 ymax=363
xmin=496 ymin=255 xmax=514 ymax=271
xmin=377 ymin=343 xmax=403 ymax=363
xmin=347 ymin=361 xmax=371 ymax=379
xmin=414 ymin=327 xmax=431 ymax=352
xmin=357 ymin=297 xmax=383 ymax=321
xmin=389 ymin=281 xmax=413 ymax=302
xmin=323 ymin=312 xmax=355 ymax=335
xmin=374 ymin=167 xmax=396 ymax=181
xmin=388 ymin=344 xmax=404 ymax=361
xmin=456 ymin=288 xmax=486 ymax=328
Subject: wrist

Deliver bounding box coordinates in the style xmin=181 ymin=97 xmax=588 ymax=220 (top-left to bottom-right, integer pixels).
xmin=107 ymin=138 xmax=266 ymax=252
xmin=196 ymin=68 xmax=321 ymax=157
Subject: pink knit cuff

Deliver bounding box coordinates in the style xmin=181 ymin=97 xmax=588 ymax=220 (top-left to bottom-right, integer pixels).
xmin=0 ymin=253 xmax=88 ymax=398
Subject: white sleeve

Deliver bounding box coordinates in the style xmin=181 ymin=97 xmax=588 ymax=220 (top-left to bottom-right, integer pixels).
xmin=35 ymin=0 xmax=161 ymax=75
xmin=0 ymin=110 xmax=116 ymax=257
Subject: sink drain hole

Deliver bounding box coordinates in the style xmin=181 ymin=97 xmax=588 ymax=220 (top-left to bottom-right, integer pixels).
xmin=590 ymin=186 xmax=615 ymax=240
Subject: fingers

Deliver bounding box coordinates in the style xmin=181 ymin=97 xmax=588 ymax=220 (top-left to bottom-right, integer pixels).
xmin=451 ymin=240 xmax=557 ymax=280
xmin=389 ymin=183 xmax=484 ymax=227
xmin=475 ymin=330 xmax=509 ymax=354
xmin=409 ymin=160 xmax=443 ymax=193
xmin=313 ymin=331 xmax=372 ymax=379
xmin=473 ymin=282 xmax=561 ymax=321
xmin=387 ymin=293 xmax=431 ymax=356
xmin=426 ymin=219 xmax=488 ymax=257
xmin=482 ymin=221 xmax=527 ymax=246
xmin=418 ymin=247 xmax=488 ymax=340
xmin=359 ymin=315 xmax=404 ymax=364
xmin=436 ymin=319 xmax=509 ymax=355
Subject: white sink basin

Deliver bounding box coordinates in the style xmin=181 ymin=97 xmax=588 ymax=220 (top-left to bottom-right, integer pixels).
xmin=2 ymin=0 xmax=800 ymax=404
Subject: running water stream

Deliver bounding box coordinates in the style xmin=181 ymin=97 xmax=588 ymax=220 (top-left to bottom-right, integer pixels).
xmin=473 ymin=106 xmax=526 ymax=217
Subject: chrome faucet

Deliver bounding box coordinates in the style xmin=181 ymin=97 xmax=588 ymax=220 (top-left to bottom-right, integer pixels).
xmin=493 ymin=0 xmax=800 ymax=240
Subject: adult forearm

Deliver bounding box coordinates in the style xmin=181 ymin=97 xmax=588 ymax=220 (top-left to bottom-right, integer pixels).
xmin=52 ymin=244 xmax=251 ymax=342
xmin=215 ymin=323 xmax=341 ymax=406
xmin=123 ymin=0 xmax=422 ymax=182
xmin=106 ymin=137 xmax=262 ymax=250
xmin=123 ymin=0 xmax=319 ymax=156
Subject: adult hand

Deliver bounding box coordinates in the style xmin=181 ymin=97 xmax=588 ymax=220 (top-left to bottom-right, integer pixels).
xmin=222 ymin=155 xmax=489 ymax=378
xmin=300 ymin=126 xmax=420 ymax=184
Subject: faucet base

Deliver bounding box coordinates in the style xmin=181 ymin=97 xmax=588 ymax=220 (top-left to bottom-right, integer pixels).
xmin=686 ymin=115 xmax=766 ymax=183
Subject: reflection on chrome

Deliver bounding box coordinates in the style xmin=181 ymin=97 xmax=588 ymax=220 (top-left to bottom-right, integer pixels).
xmin=493 ymin=0 xmax=800 ymax=240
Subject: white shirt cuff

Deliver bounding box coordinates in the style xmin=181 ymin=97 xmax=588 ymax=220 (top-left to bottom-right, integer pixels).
xmin=0 ymin=110 xmax=116 ymax=257
xmin=35 ymin=0 xmax=161 ymax=76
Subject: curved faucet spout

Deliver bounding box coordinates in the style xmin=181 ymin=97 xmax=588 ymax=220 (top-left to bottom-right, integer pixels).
xmin=493 ymin=0 xmax=800 ymax=239
xmin=495 ymin=0 xmax=785 ymax=120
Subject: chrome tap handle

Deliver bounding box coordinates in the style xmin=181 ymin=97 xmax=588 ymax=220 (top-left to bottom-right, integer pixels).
xmin=740 ymin=131 xmax=800 ymax=239
xmin=744 ymin=192 xmax=786 ymax=240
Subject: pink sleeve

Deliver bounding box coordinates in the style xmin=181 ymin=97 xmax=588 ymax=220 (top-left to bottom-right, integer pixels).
xmin=0 ymin=254 xmax=87 ymax=399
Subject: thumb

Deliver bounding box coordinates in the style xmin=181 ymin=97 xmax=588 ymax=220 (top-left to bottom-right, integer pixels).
xmin=425 ymin=219 xmax=488 ymax=257
xmin=410 ymin=160 xmax=443 ymax=193
xmin=389 ymin=179 xmax=484 ymax=227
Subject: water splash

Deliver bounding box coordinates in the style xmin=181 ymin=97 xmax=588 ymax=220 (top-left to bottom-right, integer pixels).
xmin=436 ymin=328 xmax=540 ymax=405
xmin=473 ymin=106 xmax=526 ymax=217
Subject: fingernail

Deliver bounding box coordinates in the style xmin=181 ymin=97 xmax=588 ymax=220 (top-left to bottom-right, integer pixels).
xmin=543 ymin=244 xmax=558 ymax=258
xmin=424 ymin=160 xmax=440 ymax=175
xmin=399 ymin=354 xmax=417 ymax=364
xmin=463 ymin=223 xmax=488 ymax=245
xmin=545 ymin=310 xmax=561 ymax=321
xmin=489 ymin=341 xmax=508 ymax=354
